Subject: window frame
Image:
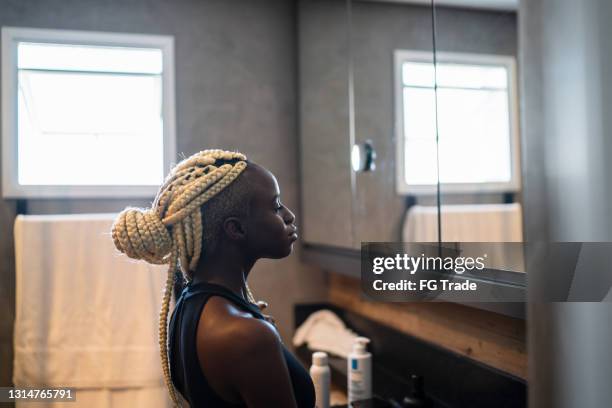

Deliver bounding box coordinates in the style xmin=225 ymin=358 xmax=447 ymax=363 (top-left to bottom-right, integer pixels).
xmin=394 ymin=49 xmax=521 ymax=195
xmin=1 ymin=26 xmax=176 ymax=198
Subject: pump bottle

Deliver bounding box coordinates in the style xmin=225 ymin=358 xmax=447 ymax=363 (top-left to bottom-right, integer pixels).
xmin=348 ymin=337 xmax=372 ymax=403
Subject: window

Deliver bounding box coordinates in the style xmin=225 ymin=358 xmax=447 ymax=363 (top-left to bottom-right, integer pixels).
xmin=394 ymin=50 xmax=520 ymax=195
xmin=2 ymin=27 xmax=175 ymax=198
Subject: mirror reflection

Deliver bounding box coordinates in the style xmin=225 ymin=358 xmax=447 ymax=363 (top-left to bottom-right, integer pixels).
xmin=297 ymin=0 xmax=524 ymax=277
xmin=349 ymin=0 xmax=523 ymax=273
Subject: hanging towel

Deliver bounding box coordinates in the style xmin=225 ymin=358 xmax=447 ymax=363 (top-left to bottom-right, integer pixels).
xmin=13 ymin=213 xmax=171 ymax=394
xmin=402 ymin=203 xmax=524 ymax=273
xmin=402 ymin=203 xmax=523 ymax=242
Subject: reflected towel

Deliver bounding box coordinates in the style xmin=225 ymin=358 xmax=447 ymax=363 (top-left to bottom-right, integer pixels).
xmin=402 ymin=203 xmax=524 ymax=272
xmin=13 ymin=213 xmax=169 ymax=389
xmin=402 ymin=203 xmax=523 ymax=242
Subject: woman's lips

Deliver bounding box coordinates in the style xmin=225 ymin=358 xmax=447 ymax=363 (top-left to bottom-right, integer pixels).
xmin=288 ymin=226 xmax=298 ymax=241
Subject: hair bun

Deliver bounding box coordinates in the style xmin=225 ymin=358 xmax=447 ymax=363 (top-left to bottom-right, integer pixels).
xmin=111 ymin=207 xmax=173 ymax=264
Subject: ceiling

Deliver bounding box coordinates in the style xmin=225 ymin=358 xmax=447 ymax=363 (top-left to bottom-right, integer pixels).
xmin=363 ymin=0 xmax=518 ymax=12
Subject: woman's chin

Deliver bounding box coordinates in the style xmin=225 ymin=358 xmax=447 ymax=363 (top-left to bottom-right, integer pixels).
xmin=266 ymin=244 xmax=294 ymax=259
xmin=283 ymin=241 xmax=295 ymax=257
xmin=264 ymin=235 xmax=298 ymax=259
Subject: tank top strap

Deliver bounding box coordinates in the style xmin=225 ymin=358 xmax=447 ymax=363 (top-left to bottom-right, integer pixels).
xmin=181 ymin=281 xmax=265 ymax=320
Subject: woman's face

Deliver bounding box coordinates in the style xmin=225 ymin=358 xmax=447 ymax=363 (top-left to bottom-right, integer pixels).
xmin=244 ymin=164 xmax=297 ymax=259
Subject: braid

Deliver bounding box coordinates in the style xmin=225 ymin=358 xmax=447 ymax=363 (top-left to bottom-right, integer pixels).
xmin=111 ymin=149 xmax=260 ymax=407
xmin=159 ymin=249 xmax=179 ymax=406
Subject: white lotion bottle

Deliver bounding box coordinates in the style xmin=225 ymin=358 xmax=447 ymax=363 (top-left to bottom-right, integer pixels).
xmin=348 ymin=337 xmax=372 ymax=403
xmin=310 ymin=351 xmax=330 ymax=408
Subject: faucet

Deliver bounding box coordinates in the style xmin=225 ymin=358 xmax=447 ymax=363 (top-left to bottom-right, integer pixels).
xmin=387 ymin=374 xmax=433 ymax=408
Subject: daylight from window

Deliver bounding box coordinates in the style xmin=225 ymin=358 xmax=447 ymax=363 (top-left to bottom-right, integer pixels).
xmin=401 ymin=60 xmax=513 ymax=189
xmin=17 ymin=42 xmax=164 ymax=186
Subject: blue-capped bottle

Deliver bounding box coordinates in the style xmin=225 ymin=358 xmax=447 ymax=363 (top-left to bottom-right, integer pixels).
xmin=347 ymin=337 xmax=372 ymax=403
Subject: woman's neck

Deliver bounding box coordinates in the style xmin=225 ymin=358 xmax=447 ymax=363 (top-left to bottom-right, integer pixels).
xmin=191 ymin=249 xmax=255 ymax=301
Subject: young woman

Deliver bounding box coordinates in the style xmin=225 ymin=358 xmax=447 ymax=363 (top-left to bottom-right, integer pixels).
xmin=111 ymin=149 xmax=315 ymax=408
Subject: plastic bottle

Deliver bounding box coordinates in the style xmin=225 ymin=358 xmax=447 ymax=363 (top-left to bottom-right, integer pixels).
xmin=310 ymin=351 xmax=330 ymax=408
xmin=347 ymin=337 xmax=372 ymax=403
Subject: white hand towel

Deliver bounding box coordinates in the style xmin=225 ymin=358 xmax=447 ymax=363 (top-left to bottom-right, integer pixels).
xmin=293 ymin=310 xmax=358 ymax=359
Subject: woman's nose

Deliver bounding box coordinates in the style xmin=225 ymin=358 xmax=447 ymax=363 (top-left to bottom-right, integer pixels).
xmin=284 ymin=207 xmax=296 ymax=224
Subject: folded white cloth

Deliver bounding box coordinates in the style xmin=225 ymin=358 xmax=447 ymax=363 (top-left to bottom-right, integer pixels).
xmin=293 ymin=310 xmax=358 ymax=359
xmin=13 ymin=213 xmax=169 ymax=390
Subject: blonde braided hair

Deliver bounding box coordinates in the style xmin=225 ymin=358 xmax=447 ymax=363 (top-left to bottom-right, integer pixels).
xmin=111 ymin=149 xmax=258 ymax=407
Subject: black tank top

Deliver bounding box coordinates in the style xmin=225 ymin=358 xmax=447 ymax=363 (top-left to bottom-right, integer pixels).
xmin=168 ymin=281 xmax=315 ymax=408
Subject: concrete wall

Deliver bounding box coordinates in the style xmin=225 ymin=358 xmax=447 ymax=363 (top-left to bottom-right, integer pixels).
xmin=0 ymin=0 xmax=327 ymax=388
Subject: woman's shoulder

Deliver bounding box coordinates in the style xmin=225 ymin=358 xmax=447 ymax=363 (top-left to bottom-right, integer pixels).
xmin=195 ymin=295 xmax=285 ymax=403
xmin=196 ymin=295 xmax=281 ymax=360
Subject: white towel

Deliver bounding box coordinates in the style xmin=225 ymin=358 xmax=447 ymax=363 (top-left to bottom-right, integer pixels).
xmin=292 ymin=310 xmax=358 ymax=359
xmin=403 ymin=203 xmax=523 ymax=242
xmin=13 ymin=213 xmax=170 ymax=392
xmin=402 ymin=203 xmax=525 ymax=272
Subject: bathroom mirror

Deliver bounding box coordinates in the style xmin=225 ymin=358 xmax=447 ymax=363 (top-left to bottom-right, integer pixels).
xmin=348 ymin=0 xmax=525 ymax=270
xmin=344 ymin=0 xmax=526 ymax=315
xmin=298 ymin=0 xmax=355 ymax=249
xmin=298 ymin=0 xmax=525 ymax=313
xmin=429 ymin=1 xmax=521 ymax=232
xmin=430 ymin=0 xmax=525 ymax=287
xmin=298 ymin=0 xmax=437 ymax=251
xmin=347 ymin=0 xmax=439 ymax=248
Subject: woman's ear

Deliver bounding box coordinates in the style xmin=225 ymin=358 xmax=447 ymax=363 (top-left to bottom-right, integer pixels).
xmin=223 ymin=217 xmax=247 ymax=241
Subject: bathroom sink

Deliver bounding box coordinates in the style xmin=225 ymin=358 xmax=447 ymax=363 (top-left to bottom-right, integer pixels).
xmin=295 ymin=303 xmax=526 ymax=408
